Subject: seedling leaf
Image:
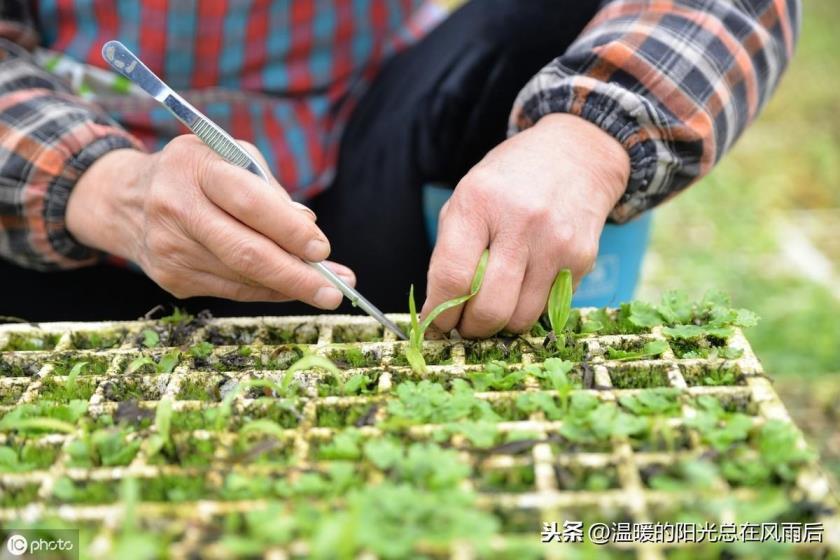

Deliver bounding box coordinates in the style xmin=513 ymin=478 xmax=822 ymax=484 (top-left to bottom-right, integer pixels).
xmin=406 ymin=249 xmax=490 ymax=374
xmin=282 ymin=355 xmax=342 ymax=394
xmin=127 ymin=356 xmax=155 ymax=374
xmin=157 ymin=351 xmax=181 ymax=374
xmin=240 ymin=420 xmax=287 ymax=439
xmin=66 ymin=361 xmax=88 ymax=393
xmin=141 ymin=329 xmax=160 ymax=348
xmin=547 ymin=269 xmax=572 ymax=334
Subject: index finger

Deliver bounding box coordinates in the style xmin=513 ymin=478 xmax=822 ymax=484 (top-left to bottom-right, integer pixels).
xmin=197 ymin=155 xmax=333 ymax=263
xmin=421 ymin=203 xmax=489 ymax=334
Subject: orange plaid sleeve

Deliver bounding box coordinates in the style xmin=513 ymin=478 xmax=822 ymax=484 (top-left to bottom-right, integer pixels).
xmin=0 ymin=3 xmax=143 ymax=271
xmin=510 ymin=0 xmax=801 ymax=223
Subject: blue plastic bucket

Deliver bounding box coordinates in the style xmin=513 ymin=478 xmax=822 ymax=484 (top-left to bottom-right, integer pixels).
xmin=422 ymin=184 xmax=651 ymax=307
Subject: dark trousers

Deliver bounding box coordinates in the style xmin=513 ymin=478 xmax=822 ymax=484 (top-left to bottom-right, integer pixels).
xmin=0 ymin=0 xmax=599 ymax=321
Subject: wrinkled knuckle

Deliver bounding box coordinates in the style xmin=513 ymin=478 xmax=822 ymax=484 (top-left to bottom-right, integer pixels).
xmin=429 ymin=264 xmax=472 ymax=294
xmin=227 ymin=187 xmax=259 ymax=218
xmin=508 ymin=198 xmax=550 ymax=223
xmin=162 ymin=135 xmax=203 ymax=165
xmin=145 ymin=230 xmax=177 ymax=257
xmin=145 ymin=185 xmax=169 ymax=212
xmin=507 ymin=314 xmax=538 ymax=334
xmin=547 ymin=222 xmax=576 ymax=250
xmin=469 ymin=305 xmax=508 ymax=330
xmin=231 ymin=241 xmax=263 ymax=277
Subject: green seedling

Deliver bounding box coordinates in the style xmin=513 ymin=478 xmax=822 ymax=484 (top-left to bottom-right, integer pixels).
xmin=127 ymin=350 xmax=181 ymax=374
xmin=282 ymin=354 xmax=342 ymax=394
xmin=66 ymin=428 xmax=140 ymax=468
xmin=558 ymin=394 xmax=648 ymax=446
xmin=3 ymin=332 xmax=60 ymax=352
xmin=141 ymin=329 xmax=160 ymax=348
xmin=188 ymin=341 xmax=214 ymax=360
xmin=110 ymin=477 xmax=164 ymax=560
xmin=0 ymin=400 xmax=87 ymax=433
xmin=341 ymin=373 xmax=374 ymax=396
xmin=435 ymin=420 xmax=498 ymax=448
xmin=686 ymin=395 xmax=754 ymax=451
xmin=239 ymin=419 xmax=287 ymax=440
xmin=547 ymin=269 xmax=573 ymax=348
xmin=618 ymin=389 xmax=682 ymax=416
xmin=144 ymin=398 xmax=173 ymax=460
xmin=605 ymin=339 xmax=669 ymax=361
xmin=720 ymin=420 xmax=815 ymax=487
xmin=529 ymin=358 xmax=578 ymax=412
xmin=516 ymin=391 xmax=564 ymax=420
xmin=70 ymin=330 xmax=123 ymax=350
xmin=0 ymin=441 xmax=61 ymax=473
xmin=364 ymin=440 xmax=470 ymax=490
xmin=316 ymin=428 xmax=365 ymax=461
xmin=385 ymin=379 xmax=498 ymax=427
xmin=311 ymin=483 xmax=497 ymax=560
xmin=216 ymin=378 xmax=286 ymax=430
xmin=466 ymin=361 xmax=527 ymax=392
xmin=65 ymin=361 xmax=88 ymax=394
xmin=405 ymin=249 xmax=489 ymax=374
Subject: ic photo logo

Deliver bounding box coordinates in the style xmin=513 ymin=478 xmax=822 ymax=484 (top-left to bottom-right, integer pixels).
xmin=5 ymin=534 xmax=27 ymax=556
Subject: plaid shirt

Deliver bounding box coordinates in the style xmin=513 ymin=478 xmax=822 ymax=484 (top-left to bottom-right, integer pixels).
xmin=0 ymin=0 xmax=800 ymax=271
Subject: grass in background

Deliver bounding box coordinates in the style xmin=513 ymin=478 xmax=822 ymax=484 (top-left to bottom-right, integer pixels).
xmin=639 ymin=0 xmax=840 ymax=376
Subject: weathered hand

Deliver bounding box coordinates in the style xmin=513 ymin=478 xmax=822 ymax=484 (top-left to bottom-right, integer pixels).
xmin=422 ymin=113 xmax=630 ymax=338
xmin=67 ymin=135 xmax=355 ymax=308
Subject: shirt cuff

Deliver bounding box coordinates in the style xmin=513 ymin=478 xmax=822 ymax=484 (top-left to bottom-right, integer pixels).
xmin=39 ymin=124 xmax=142 ymax=268
xmin=509 ymin=73 xmax=683 ymax=224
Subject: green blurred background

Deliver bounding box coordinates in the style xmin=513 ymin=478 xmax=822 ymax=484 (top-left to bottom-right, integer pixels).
xmin=636 ymin=0 xmax=839 ymax=478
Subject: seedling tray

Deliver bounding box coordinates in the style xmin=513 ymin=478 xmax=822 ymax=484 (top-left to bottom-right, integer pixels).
xmin=1 ymin=311 xmax=838 ymax=559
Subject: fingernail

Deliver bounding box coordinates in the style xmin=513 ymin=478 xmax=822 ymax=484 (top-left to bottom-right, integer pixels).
xmin=292 ymin=202 xmax=317 ymax=221
xmin=305 ymin=239 xmax=330 ymax=262
xmin=314 ymin=286 xmax=342 ymax=309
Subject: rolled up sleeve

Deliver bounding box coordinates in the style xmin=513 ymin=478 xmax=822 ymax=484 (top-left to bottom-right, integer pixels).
xmin=0 ymin=13 xmax=143 ymax=270
xmin=509 ymin=0 xmax=801 ymax=223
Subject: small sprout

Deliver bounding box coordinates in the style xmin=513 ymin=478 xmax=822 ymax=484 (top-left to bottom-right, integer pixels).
xmin=141 ymin=329 xmax=160 ymax=348
xmin=127 ymin=351 xmax=181 ymax=374
xmin=157 ymin=350 xmax=181 ymax=374
xmin=406 ymin=249 xmax=489 ymax=374
xmin=239 ymin=420 xmax=287 ymax=439
xmin=547 ymin=269 xmax=573 ymax=336
xmin=342 ymin=373 xmax=373 ymax=396
xmin=282 ymin=355 xmax=342 ymax=395
xmin=159 ymin=307 xmax=194 ymax=326
xmin=215 ymin=378 xmax=288 ymax=430
xmin=188 ymin=341 xmax=214 ymax=359
xmin=542 ymin=269 xmax=574 ymax=351
xmin=66 ymin=361 xmax=89 ymax=393
xmin=145 ymin=398 xmax=173 ymax=459
xmin=127 ymin=356 xmax=155 ymax=374
xmin=0 ymin=417 xmax=77 ymax=434
xmin=606 ymin=339 xmax=669 ymax=361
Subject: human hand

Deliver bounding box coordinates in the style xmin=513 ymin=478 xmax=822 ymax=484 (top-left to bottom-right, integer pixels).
xmin=67 ymin=135 xmax=354 ymax=308
xmin=421 ymin=113 xmax=630 ymax=337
